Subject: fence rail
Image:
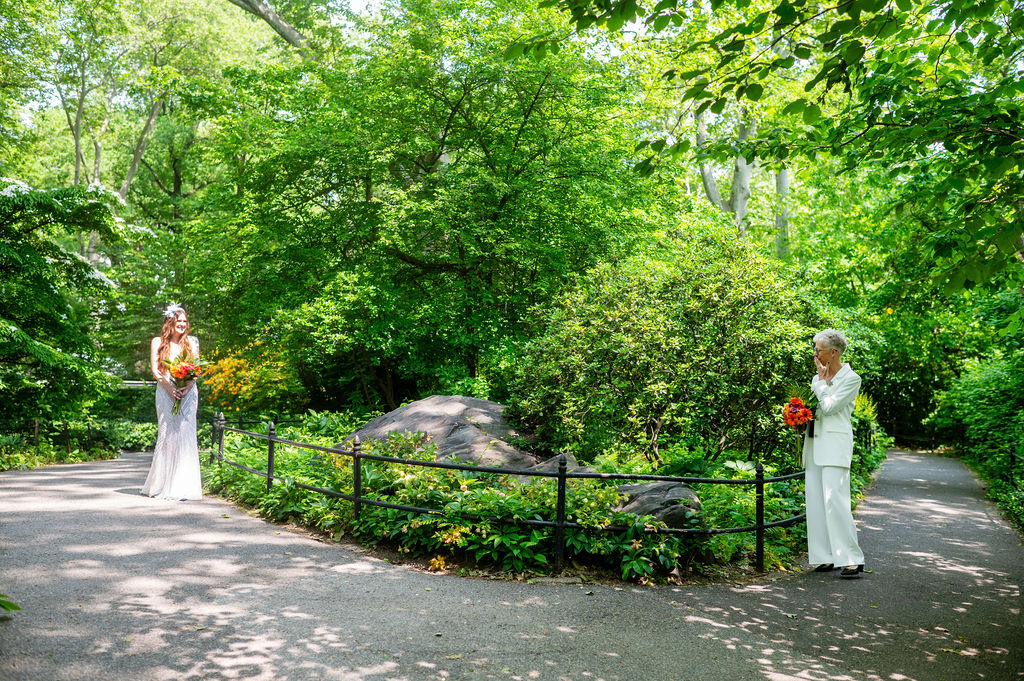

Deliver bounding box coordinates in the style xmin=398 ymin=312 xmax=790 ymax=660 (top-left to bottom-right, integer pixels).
xmin=120 ymin=380 xmax=157 ymax=390
xmin=210 ymin=413 xmax=807 ymax=573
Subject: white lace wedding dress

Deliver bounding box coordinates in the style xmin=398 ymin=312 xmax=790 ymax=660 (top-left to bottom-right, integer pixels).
xmin=141 ymin=365 xmax=203 ymax=501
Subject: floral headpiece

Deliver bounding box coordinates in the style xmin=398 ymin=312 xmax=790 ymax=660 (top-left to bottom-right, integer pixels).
xmin=163 ymin=303 xmax=186 ymax=319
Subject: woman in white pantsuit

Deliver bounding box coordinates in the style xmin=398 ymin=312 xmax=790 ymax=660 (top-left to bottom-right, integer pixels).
xmin=802 ymin=329 xmax=866 ymax=579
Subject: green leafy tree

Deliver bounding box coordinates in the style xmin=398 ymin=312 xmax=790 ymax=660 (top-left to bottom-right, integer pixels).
xmin=182 ymin=0 xmax=681 ymax=410
xmin=505 ymin=221 xmax=828 ymax=463
xmin=0 ymin=179 xmax=122 ymax=422
xmin=785 ymin=158 xmax=1003 ymax=435
xmin=0 ymin=0 xmax=57 ymax=158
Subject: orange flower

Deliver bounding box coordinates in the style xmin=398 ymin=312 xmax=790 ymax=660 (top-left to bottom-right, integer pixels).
xmin=782 ymin=397 xmax=813 ymax=428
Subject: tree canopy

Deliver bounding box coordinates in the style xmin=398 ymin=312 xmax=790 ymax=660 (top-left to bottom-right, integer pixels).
xmin=0 ymin=0 xmax=1019 ymax=449
xmin=532 ymin=0 xmax=1024 ymax=296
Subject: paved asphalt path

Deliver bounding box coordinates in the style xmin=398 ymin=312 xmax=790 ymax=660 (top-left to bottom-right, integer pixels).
xmin=1 ymin=450 xmax=1021 ymax=681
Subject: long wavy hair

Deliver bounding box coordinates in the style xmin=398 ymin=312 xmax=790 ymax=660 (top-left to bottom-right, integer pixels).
xmin=157 ymin=311 xmax=193 ymax=365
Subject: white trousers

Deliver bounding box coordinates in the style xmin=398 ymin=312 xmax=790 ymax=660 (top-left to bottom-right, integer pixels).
xmin=805 ymin=459 xmax=864 ymax=567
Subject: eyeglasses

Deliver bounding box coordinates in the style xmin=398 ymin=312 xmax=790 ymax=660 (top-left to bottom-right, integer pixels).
xmin=813 ymin=347 xmax=832 ymax=355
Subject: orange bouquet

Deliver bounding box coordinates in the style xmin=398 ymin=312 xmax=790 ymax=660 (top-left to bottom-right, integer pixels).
xmin=783 ymin=397 xmax=814 ymax=431
xmin=163 ymin=355 xmax=203 ymax=415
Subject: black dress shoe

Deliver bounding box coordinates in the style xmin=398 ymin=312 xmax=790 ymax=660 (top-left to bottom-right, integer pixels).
xmin=840 ymin=564 xmax=864 ymax=578
xmin=814 ymin=563 xmax=835 ymax=572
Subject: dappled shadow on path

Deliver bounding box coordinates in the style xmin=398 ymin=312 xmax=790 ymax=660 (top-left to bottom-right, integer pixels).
xmin=1 ymin=450 xmax=1021 ymax=681
xmin=2 ymin=454 xmax=695 ymax=680
xmin=644 ymin=450 xmax=1024 ymax=681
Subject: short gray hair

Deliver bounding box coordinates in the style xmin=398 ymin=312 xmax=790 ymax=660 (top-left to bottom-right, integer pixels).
xmin=814 ymin=329 xmax=848 ymax=354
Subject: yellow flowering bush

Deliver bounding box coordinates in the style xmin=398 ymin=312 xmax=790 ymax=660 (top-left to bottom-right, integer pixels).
xmin=204 ymin=345 xmax=307 ymax=413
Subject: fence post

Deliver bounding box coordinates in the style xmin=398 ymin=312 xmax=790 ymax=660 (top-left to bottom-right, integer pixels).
xmin=352 ymin=435 xmax=363 ymax=522
xmin=64 ymin=421 xmax=70 ymax=455
xmin=238 ymin=414 xmax=243 ymax=430
xmin=216 ymin=412 xmax=225 ymax=465
xmin=34 ymin=419 xmax=39 ymax=455
xmin=209 ymin=414 xmax=218 ymax=464
xmin=1011 ymin=443 xmax=1019 ymax=490
xmin=555 ymin=453 xmax=567 ymax=573
xmin=755 ymin=461 xmax=765 ymax=573
xmin=266 ymin=421 xmax=276 ymax=492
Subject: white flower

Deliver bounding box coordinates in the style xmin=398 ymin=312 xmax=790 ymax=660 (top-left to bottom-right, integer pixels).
xmin=73 ymin=251 xmax=115 ymax=288
xmin=0 ymin=178 xmax=31 ymax=197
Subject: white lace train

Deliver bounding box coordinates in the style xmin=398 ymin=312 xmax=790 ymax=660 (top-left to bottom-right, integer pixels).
xmin=141 ymin=382 xmax=202 ymax=500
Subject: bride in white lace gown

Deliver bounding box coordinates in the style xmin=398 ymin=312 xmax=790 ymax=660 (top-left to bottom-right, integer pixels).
xmin=142 ymin=304 xmax=202 ymax=501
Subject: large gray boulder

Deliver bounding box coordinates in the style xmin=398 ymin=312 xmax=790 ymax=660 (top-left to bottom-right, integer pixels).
xmin=345 ymin=395 xmax=539 ymax=469
xmin=345 ymin=395 xmax=702 ymax=528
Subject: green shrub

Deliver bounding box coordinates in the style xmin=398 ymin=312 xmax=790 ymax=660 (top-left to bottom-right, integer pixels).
xmin=0 ymin=413 xmax=202 ymax=470
xmin=202 ymin=421 xmax=708 ymax=580
xmin=0 ymin=438 xmax=120 ymax=471
xmin=202 ymin=413 xmax=864 ymax=579
xmin=502 ymin=227 xmax=829 ymax=466
xmin=692 ymin=462 xmax=807 ymax=568
xmin=929 ymin=352 xmax=1024 ymax=529
xmin=850 ymin=395 xmax=892 ymax=496
xmin=101 ymin=421 xmax=159 ymax=451
xmin=348 ymin=435 xmax=700 ymax=580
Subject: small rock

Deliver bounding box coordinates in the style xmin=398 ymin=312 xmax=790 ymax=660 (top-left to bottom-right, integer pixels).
xmin=532 ymin=576 xmax=583 ymax=585
xmin=614 ymin=481 xmax=703 ymax=529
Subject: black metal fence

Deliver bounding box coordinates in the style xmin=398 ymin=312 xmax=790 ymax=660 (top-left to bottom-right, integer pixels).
xmin=12 ymin=419 xmax=104 ymax=457
xmin=1007 ymin=443 xmax=1022 ymax=490
xmin=857 ymin=423 xmax=877 ymax=454
xmin=209 ymin=412 xmax=807 ymax=573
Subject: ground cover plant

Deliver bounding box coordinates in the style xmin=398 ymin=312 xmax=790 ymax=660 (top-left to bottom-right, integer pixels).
xmin=201 ymin=404 xmax=890 ymax=581
xmin=0 ymin=419 xmax=136 ymax=471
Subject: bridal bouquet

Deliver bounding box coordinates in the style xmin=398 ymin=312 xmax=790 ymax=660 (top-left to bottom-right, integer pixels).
xmin=163 ymin=355 xmax=203 ymax=415
xmin=783 ymin=397 xmax=814 ymax=432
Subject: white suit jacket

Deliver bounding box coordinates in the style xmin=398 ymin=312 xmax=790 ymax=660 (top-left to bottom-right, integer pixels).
xmin=802 ymin=363 xmax=862 ymax=468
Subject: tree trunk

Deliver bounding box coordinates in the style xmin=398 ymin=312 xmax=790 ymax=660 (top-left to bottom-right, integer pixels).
xmin=171 ymin=139 xmax=184 ymax=221
xmin=774 ymin=165 xmax=791 ymax=259
xmin=90 ymin=108 xmax=110 ymax=185
xmin=695 ymin=109 xmax=757 ymax=237
xmin=234 ymin=156 xmax=245 ymax=198
xmin=728 ymin=112 xmax=756 ymax=238
xmin=371 ymin=365 xmax=397 ymax=411
xmin=92 ymin=136 xmax=103 ymax=184
xmin=119 ymin=97 xmax=163 ymax=201
xmin=54 ymin=71 xmax=88 ymax=186
xmin=695 ymin=111 xmax=727 ymax=212
xmin=223 ymin=0 xmax=312 ymax=54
